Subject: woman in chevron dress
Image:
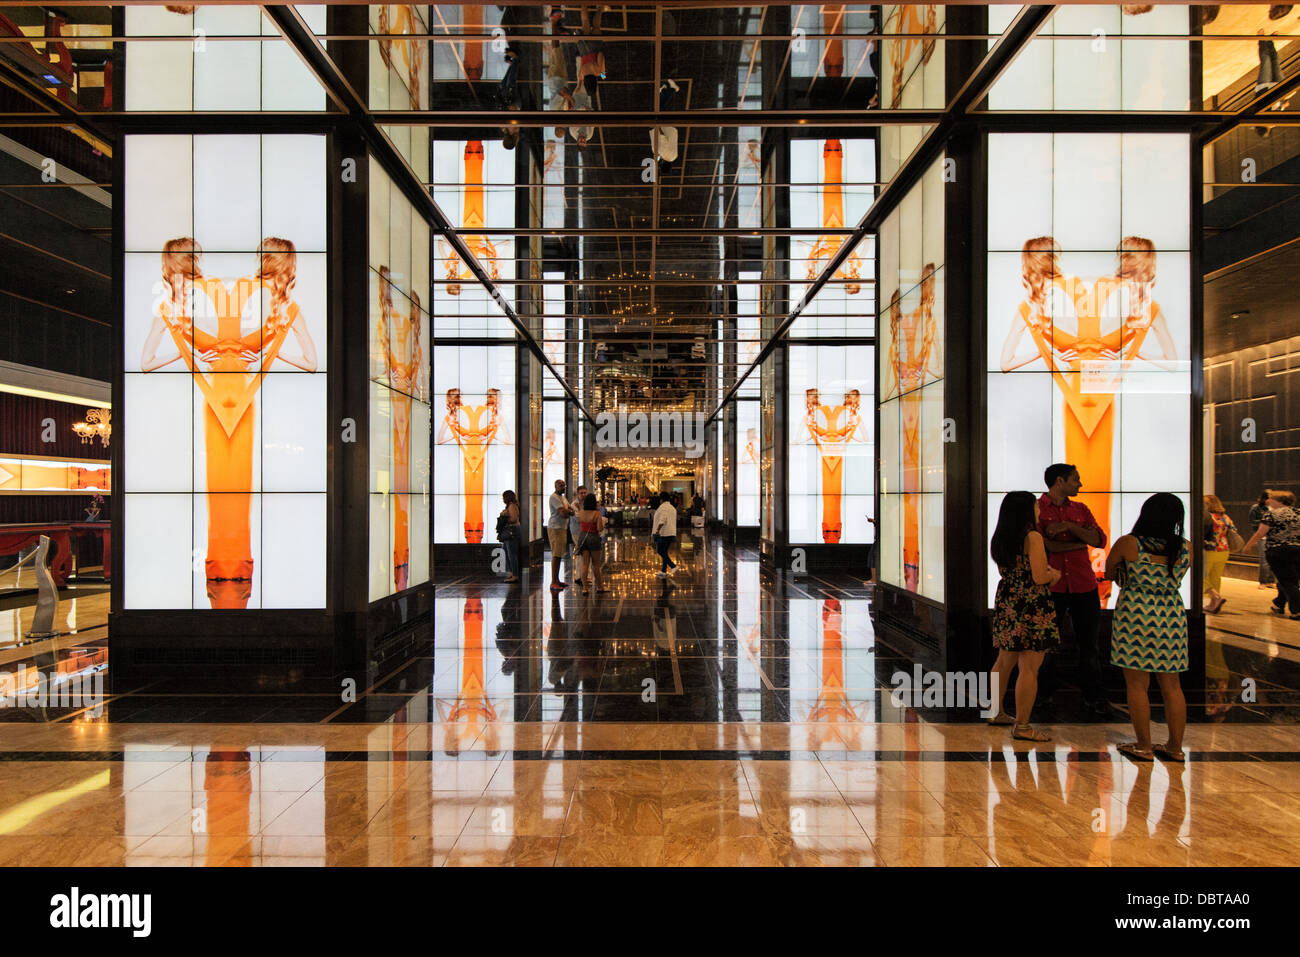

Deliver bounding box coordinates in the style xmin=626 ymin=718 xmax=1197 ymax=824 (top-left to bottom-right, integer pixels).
xmin=1105 ymin=493 xmax=1191 ymax=764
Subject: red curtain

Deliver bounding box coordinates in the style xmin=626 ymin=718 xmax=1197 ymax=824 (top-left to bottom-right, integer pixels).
xmin=0 ymin=392 xmax=111 ymax=460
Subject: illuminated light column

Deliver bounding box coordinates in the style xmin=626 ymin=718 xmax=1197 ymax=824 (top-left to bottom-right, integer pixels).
xmin=1002 ymin=237 xmax=1177 ymax=603
xmin=805 ymin=141 xmax=863 ymax=293
xmin=889 ymin=4 xmax=938 ymax=106
xmin=378 ymin=268 xmax=423 ymax=590
xmin=439 ymin=597 xmax=498 ymax=753
xmin=888 ymin=264 xmax=937 ymax=593
xmin=438 ymin=388 xmax=503 ymax=544
xmin=808 ymin=597 xmax=858 ymax=748
xmin=142 ymin=239 xmax=315 ymax=609
xmin=204 ymin=750 xmax=252 ymax=866
xmin=442 ymin=141 xmax=501 ymax=295
xmin=463 ymin=4 xmax=484 ymax=80
xmin=378 ymin=5 xmax=424 ymax=109
xmin=805 ymin=387 xmax=863 ymax=544
xmin=822 ymin=4 xmax=845 ymax=78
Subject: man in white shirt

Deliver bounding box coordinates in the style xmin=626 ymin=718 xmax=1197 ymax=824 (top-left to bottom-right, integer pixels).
xmin=652 ymin=495 xmax=678 ymax=579
xmin=548 ymin=479 xmax=573 ymax=591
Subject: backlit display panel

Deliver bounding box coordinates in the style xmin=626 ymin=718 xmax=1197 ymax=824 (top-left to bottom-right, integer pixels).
xmin=123 ymin=134 xmax=327 ymax=610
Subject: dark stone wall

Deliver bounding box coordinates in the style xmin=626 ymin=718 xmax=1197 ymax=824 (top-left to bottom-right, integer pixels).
xmin=1206 ymin=334 xmax=1300 ymax=538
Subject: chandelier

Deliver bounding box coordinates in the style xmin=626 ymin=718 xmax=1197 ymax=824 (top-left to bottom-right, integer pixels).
xmin=72 ymin=408 xmax=111 ymax=448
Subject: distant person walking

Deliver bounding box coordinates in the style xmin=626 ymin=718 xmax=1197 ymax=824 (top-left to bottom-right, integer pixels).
xmin=1242 ymin=490 xmax=1300 ymax=618
xmin=1202 ymin=494 xmax=1241 ymax=614
xmin=1249 ymin=491 xmax=1277 ymax=589
xmin=987 ymin=491 xmax=1062 ymax=741
xmin=1106 ymin=493 xmax=1191 ymax=763
xmin=652 ymin=494 xmax=678 ymax=579
xmin=497 ymin=490 xmax=521 ymax=583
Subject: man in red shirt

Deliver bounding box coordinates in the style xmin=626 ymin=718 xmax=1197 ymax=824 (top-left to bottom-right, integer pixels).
xmin=1037 ymin=463 xmax=1110 ymax=719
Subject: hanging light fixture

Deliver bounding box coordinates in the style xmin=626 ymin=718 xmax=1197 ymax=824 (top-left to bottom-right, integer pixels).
xmin=72 ymin=408 xmax=111 ymax=448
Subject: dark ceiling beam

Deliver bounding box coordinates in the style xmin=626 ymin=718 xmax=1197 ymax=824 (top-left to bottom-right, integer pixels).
xmin=461 ymin=227 xmax=856 ymax=236
xmin=31 ymin=108 xmax=1245 ymax=134
xmin=706 ymin=4 xmax=1059 ymax=425
xmin=260 ymin=4 xmax=597 ymax=425
xmin=53 ymin=108 xmax=941 ymax=129
xmin=0 ymin=57 xmax=111 ymax=148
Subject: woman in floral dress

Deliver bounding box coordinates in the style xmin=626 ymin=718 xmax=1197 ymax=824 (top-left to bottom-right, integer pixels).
xmin=1106 ymin=493 xmax=1191 ymax=763
xmin=988 ymin=491 xmax=1062 ymax=741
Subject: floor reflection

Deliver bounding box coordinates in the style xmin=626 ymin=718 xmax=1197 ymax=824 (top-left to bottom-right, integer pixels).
xmin=0 ymin=534 xmax=1298 ymax=864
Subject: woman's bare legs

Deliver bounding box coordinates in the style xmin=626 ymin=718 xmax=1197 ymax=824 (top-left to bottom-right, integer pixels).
xmin=1154 ymin=672 xmax=1186 ymax=753
xmin=990 ymin=650 xmax=1018 ymax=719
xmin=1015 ymin=650 xmax=1046 ymax=725
xmin=1123 ymin=668 xmax=1153 ymax=749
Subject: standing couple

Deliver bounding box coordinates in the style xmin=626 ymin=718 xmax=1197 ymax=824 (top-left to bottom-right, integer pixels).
xmin=547 ymin=479 xmax=608 ymax=595
xmin=989 ymin=463 xmax=1191 ymax=763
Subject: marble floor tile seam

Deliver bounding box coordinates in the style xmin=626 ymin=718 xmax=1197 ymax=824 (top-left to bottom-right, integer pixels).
xmin=6 ymin=747 xmax=1300 ymax=766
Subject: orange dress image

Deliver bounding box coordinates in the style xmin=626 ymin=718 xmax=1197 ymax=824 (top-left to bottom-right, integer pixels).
xmin=886 ymin=264 xmax=938 ymax=592
xmin=437 ymin=596 xmax=499 ymax=755
xmin=462 ymin=4 xmax=484 ymax=81
xmin=377 ymin=4 xmax=425 ymax=109
xmin=803 ymin=140 xmax=863 ymax=294
xmin=804 ymin=387 xmax=864 ymax=544
xmin=1000 ymin=237 xmax=1178 ymax=601
xmin=808 ymin=597 xmax=859 ymax=749
xmin=887 ymin=4 xmax=938 ymax=107
xmin=440 ymin=141 xmax=502 ymax=295
xmin=203 ymin=750 xmax=253 ymax=867
xmin=377 ymin=268 xmax=424 ymax=592
xmin=822 ymin=4 xmax=846 ymax=78
xmin=437 ymin=387 xmax=507 ymax=544
xmin=140 ymin=238 xmax=317 ymax=609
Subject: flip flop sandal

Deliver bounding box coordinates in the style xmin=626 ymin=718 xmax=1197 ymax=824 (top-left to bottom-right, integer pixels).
xmin=1012 ymin=725 xmax=1051 ymax=742
xmin=1117 ymin=742 xmax=1155 ymax=761
xmin=1153 ymin=745 xmax=1186 ymax=763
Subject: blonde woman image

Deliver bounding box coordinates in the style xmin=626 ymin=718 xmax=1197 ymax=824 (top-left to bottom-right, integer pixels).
xmin=999 ymin=236 xmax=1178 ymax=602
xmin=141 ymin=237 xmax=316 ymax=608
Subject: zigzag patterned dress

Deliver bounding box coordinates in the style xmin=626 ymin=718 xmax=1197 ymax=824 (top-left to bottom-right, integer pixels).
xmin=1110 ymin=537 xmax=1191 ymax=674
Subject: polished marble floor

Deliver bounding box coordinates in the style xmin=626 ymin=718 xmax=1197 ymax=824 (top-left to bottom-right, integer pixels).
xmin=0 ymin=533 xmax=1297 ymax=865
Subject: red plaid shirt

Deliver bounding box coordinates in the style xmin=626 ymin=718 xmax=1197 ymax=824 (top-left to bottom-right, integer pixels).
xmin=1037 ymin=494 xmax=1107 ymax=594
